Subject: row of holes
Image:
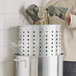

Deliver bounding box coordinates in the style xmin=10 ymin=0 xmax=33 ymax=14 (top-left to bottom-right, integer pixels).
xmin=21 ymin=49 xmax=60 ymax=56
xmin=21 ymin=52 xmax=59 ymax=56
xmin=20 ymin=45 xmax=61 ymax=49
xmin=19 ymin=38 xmax=61 ymax=41
xmin=19 ymin=41 xmax=60 ymax=45
xmin=22 ymin=49 xmax=59 ymax=53
xmin=20 ymin=41 xmax=61 ymax=45
xmin=22 ymin=54 xmax=36 ymax=56
xmin=22 ymin=31 xmax=60 ymax=33
xmin=22 ymin=49 xmax=59 ymax=52
xmin=39 ymin=54 xmax=55 ymax=56
xmin=20 ymin=34 xmax=61 ymax=38
xmin=22 ymin=53 xmax=60 ymax=56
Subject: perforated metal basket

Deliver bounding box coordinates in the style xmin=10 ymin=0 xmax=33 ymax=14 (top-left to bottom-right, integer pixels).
xmin=18 ymin=25 xmax=62 ymax=57
xmin=15 ymin=25 xmax=63 ymax=76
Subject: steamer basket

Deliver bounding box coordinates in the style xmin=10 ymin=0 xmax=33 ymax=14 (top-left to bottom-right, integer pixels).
xmin=15 ymin=25 xmax=63 ymax=76
xmin=18 ymin=25 xmax=62 ymax=56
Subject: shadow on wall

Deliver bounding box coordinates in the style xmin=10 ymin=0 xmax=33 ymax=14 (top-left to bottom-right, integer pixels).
xmin=0 ymin=26 xmax=19 ymax=76
xmin=6 ymin=26 xmax=19 ymax=61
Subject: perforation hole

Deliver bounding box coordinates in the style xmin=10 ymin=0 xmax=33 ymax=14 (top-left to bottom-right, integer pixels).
xmin=46 ymin=50 xmax=47 ymax=52
xmin=56 ymin=46 xmax=58 ymax=48
xmin=46 ymin=54 xmax=47 ymax=56
xmin=33 ymin=31 xmax=35 ymax=33
xmin=52 ymin=31 xmax=53 ymax=33
xmin=23 ymin=50 xmax=24 ymax=52
xmin=40 ymin=39 xmax=41 ymax=41
xmin=27 ymin=46 xmax=29 ymax=48
xmin=46 ymin=35 xmax=48 ymax=37
xmin=33 ymin=43 xmax=35 ymax=45
xmin=27 ymin=39 xmax=29 ymax=41
xmin=23 ymin=43 xmax=24 ymax=45
xmin=56 ymin=42 xmax=58 ymax=44
xmin=40 ymin=31 xmax=42 ymax=33
xmin=51 ymin=50 xmax=53 ymax=52
xmin=56 ymin=31 xmax=58 ymax=33
xmin=46 ymin=42 xmax=48 ymax=44
xmin=23 ymin=39 xmax=24 ymax=41
xmin=40 ymin=42 xmax=41 ymax=44
xmin=46 ymin=39 xmax=48 ymax=41
xmin=52 ymin=39 xmax=53 ymax=40
xmin=23 ymin=31 xmax=25 ymax=33
xmin=33 ymin=39 xmax=35 ymax=41
xmin=46 ymin=46 xmax=47 ymax=48
xmin=27 ymin=43 xmax=29 ymax=44
xmin=56 ymin=38 xmax=58 ymax=40
xmin=40 ymin=46 xmax=41 ymax=48
xmin=27 ymin=35 xmax=29 ymax=37
xmin=39 ymin=54 xmax=41 ymax=56
xmin=56 ymin=35 xmax=58 ymax=36
xmin=40 ymin=35 xmax=41 ymax=37
xmin=51 ymin=42 xmax=53 ymax=44
xmin=33 ymin=35 xmax=35 ymax=37
xmin=23 ymin=54 xmax=25 ymax=56
xmin=33 ymin=46 xmax=35 ymax=48
xmin=39 ymin=50 xmax=41 ymax=52
xmin=23 ymin=35 xmax=24 ymax=37
xmin=20 ymin=39 xmax=21 ymax=40
xmin=52 ymin=35 xmax=53 ymax=37
xmin=33 ymin=54 xmax=35 ymax=56
xmin=33 ymin=50 xmax=35 ymax=52
xmin=27 ymin=31 xmax=29 ymax=33
xmin=27 ymin=54 xmax=29 ymax=56
xmin=46 ymin=31 xmax=48 ymax=33
xmin=27 ymin=50 xmax=29 ymax=52
xmin=51 ymin=46 xmax=53 ymax=48
xmin=51 ymin=54 xmax=53 ymax=55
xmin=23 ymin=46 xmax=24 ymax=48
xmin=56 ymin=50 xmax=58 ymax=51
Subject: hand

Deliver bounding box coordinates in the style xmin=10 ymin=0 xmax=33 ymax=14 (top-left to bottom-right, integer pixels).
xmin=25 ymin=4 xmax=40 ymax=23
xmin=46 ymin=6 xmax=69 ymax=20
xmin=66 ymin=13 xmax=71 ymax=24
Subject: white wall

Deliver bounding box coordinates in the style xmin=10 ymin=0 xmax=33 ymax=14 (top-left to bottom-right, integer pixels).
xmin=0 ymin=0 xmax=49 ymax=76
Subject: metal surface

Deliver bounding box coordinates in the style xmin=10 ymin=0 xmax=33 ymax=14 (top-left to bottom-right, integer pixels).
xmin=19 ymin=25 xmax=62 ymax=56
xmin=15 ymin=25 xmax=63 ymax=76
xmin=14 ymin=55 xmax=30 ymax=76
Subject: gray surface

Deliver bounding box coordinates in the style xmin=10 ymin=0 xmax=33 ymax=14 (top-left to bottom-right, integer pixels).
xmin=64 ymin=61 xmax=76 ymax=76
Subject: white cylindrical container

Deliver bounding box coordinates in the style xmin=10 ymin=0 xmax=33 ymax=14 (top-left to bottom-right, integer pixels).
xmin=41 ymin=54 xmax=63 ymax=76
xmin=42 ymin=56 xmax=58 ymax=76
xmin=14 ymin=55 xmax=30 ymax=76
xmin=30 ymin=56 xmax=38 ymax=76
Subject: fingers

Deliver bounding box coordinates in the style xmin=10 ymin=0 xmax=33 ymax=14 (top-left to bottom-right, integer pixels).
xmin=46 ymin=6 xmax=55 ymax=16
